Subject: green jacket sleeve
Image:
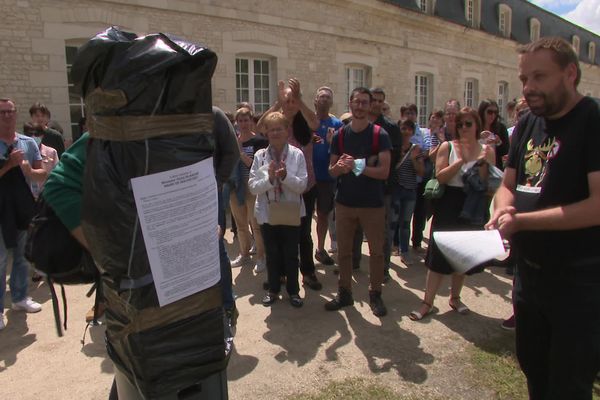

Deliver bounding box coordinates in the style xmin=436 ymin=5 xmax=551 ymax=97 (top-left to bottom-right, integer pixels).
xmin=42 ymin=133 xmax=89 ymax=231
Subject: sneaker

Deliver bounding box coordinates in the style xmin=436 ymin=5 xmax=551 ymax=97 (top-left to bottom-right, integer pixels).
xmin=289 ymin=294 xmax=303 ymax=308
xmin=369 ymin=291 xmax=387 ymax=317
xmin=249 ymin=242 xmax=256 ymax=255
xmin=324 ymin=288 xmax=354 ymax=311
xmin=302 ymin=274 xmax=322 ymax=291
xmin=253 ymin=258 xmax=266 ymax=273
xmin=231 ymin=255 xmax=252 ymax=267
xmin=0 ymin=314 xmax=4 ymax=331
xmin=501 ymin=314 xmax=516 ymax=330
xmin=262 ymin=292 xmax=278 ymax=306
xmin=12 ymin=297 xmax=42 ymax=313
xmin=315 ymin=249 xmax=335 ymax=265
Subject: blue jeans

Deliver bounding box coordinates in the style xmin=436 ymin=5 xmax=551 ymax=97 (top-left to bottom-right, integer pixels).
xmin=0 ymin=229 xmax=30 ymax=313
xmin=391 ymin=188 xmax=417 ymax=254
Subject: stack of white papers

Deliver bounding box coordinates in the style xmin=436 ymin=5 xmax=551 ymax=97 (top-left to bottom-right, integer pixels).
xmin=433 ymin=230 xmax=508 ymax=273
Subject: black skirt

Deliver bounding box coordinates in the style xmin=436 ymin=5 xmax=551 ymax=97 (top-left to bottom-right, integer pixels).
xmin=425 ymin=186 xmax=487 ymax=275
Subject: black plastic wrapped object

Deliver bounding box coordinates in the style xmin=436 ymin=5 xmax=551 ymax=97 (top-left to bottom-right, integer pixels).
xmin=75 ymin=27 xmax=228 ymax=398
xmin=71 ymin=26 xmax=216 ymax=116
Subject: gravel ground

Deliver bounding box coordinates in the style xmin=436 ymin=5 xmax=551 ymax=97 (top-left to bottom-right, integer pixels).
xmin=1 ymin=224 xmax=515 ymax=399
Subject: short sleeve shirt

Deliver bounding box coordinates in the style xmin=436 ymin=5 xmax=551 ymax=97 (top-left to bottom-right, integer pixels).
xmin=330 ymin=123 xmax=391 ymax=208
xmin=508 ymin=97 xmax=600 ymax=267
xmin=0 ymin=133 xmax=42 ymax=165
xmin=313 ymin=116 xmax=343 ymax=182
xmin=0 ymin=133 xmax=41 ymax=189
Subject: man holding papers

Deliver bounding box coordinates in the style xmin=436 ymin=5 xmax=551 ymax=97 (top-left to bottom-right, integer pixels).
xmin=486 ymin=37 xmax=600 ymax=400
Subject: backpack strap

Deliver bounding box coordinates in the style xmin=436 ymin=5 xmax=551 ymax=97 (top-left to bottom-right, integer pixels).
xmin=337 ymin=124 xmax=346 ymax=155
xmin=372 ymin=124 xmax=380 ymax=155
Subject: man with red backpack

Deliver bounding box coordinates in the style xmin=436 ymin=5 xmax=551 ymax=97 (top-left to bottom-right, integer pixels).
xmin=326 ymin=87 xmax=391 ymax=317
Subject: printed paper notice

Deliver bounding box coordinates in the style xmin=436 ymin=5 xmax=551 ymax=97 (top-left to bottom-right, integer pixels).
xmin=131 ymin=158 xmax=220 ymax=307
xmin=433 ymin=230 xmax=508 ymax=273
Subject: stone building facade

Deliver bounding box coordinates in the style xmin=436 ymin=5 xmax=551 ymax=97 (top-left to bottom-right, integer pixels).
xmin=1 ymin=0 xmax=599 ymax=139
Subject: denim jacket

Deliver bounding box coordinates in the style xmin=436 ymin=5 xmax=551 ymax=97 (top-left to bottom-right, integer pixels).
xmin=459 ymin=162 xmax=487 ymax=225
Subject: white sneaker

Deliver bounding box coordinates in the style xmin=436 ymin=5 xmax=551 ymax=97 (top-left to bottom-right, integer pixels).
xmin=253 ymin=258 xmax=266 ymax=273
xmin=11 ymin=297 xmax=42 ymax=313
xmin=230 ymin=255 xmax=252 ymax=267
xmin=0 ymin=314 xmax=5 ymax=330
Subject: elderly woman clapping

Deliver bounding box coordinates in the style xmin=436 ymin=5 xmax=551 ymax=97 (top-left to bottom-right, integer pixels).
xmin=249 ymin=112 xmax=308 ymax=308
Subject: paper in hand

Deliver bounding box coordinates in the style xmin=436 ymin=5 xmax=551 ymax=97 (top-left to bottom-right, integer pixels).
xmin=433 ymin=230 xmax=508 ymax=273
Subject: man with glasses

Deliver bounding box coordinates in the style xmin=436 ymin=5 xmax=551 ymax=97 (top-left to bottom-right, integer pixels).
xmin=0 ymin=98 xmax=46 ymax=330
xmin=326 ymin=87 xmax=391 ymax=317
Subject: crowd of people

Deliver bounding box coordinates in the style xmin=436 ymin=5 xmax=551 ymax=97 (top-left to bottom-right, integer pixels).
xmin=222 ymin=82 xmax=519 ymax=319
xmin=1 ymin=35 xmax=599 ymax=400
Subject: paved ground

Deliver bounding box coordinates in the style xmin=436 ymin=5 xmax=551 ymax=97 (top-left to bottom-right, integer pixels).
xmin=1 ymin=223 xmax=516 ymax=399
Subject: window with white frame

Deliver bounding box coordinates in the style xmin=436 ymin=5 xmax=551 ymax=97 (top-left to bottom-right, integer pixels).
xmin=66 ymin=45 xmax=85 ymax=139
xmin=415 ymin=73 xmax=433 ymax=126
xmin=236 ymin=56 xmax=273 ymax=113
xmin=572 ymin=35 xmax=580 ymax=56
xmin=345 ymin=64 xmax=370 ymax=105
xmin=498 ymin=4 xmax=512 ymax=38
xmin=529 ymin=18 xmax=540 ymax=42
xmin=589 ymin=42 xmax=596 ymax=64
xmin=466 ymin=0 xmax=474 ymax=24
xmin=497 ymin=81 xmax=509 ymax=121
xmin=417 ymin=0 xmax=435 ymax=14
xmin=465 ymin=0 xmax=480 ymax=28
xmin=464 ymin=78 xmax=479 ymax=108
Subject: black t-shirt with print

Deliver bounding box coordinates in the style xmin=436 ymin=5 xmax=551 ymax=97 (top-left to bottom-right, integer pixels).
xmin=507 ymin=96 xmax=600 ymax=267
xmin=330 ymin=123 xmax=391 ymax=208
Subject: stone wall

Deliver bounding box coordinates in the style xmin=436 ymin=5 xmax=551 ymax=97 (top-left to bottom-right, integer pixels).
xmin=1 ymin=0 xmax=598 ymax=138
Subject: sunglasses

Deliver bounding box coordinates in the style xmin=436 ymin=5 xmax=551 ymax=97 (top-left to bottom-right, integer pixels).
xmin=456 ymin=121 xmax=474 ymax=129
xmin=486 ymin=109 xmax=499 ymax=115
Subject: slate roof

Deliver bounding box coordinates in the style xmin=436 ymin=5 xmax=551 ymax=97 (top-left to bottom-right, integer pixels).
xmin=382 ymin=0 xmax=599 ymax=65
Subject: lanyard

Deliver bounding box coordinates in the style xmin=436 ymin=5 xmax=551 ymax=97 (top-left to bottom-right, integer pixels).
xmin=266 ymin=144 xmax=288 ymax=202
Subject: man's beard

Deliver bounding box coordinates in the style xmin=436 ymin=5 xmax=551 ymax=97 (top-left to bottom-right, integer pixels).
xmin=526 ymin=83 xmax=568 ymax=117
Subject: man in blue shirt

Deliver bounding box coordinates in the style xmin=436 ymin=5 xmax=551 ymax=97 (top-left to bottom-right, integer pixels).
xmin=312 ymin=87 xmax=342 ymax=266
xmin=0 ymin=98 xmax=46 ymax=330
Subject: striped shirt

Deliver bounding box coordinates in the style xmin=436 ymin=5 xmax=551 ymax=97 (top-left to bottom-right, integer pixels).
xmin=397 ymin=146 xmax=418 ymax=190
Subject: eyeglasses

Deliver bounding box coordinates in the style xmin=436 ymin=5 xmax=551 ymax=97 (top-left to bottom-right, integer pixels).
xmin=486 ymin=109 xmax=499 ymax=115
xmin=456 ymin=121 xmax=474 ymax=129
xmin=0 ymin=109 xmax=16 ymax=116
xmin=351 ymin=100 xmax=371 ymax=107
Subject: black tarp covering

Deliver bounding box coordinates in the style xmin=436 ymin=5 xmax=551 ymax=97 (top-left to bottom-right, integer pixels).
xmin=75 ymin=27 xmax=227 ymax=398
